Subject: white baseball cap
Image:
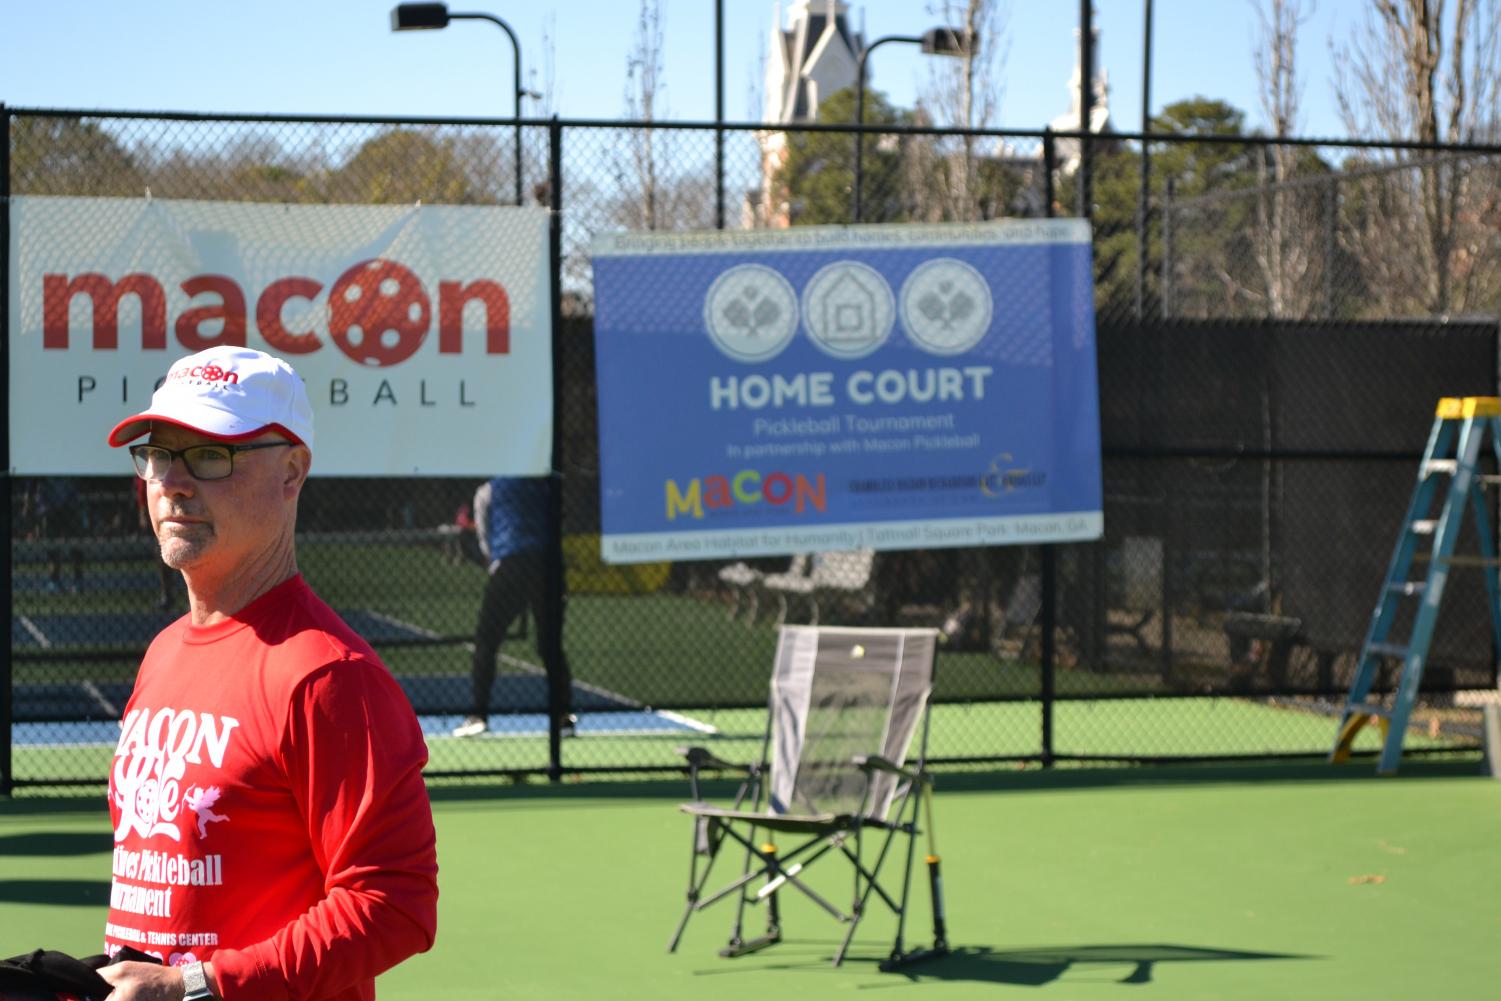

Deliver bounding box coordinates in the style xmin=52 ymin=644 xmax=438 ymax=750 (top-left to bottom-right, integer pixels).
xmin=107 ymin=346 xmax=314 ymax=451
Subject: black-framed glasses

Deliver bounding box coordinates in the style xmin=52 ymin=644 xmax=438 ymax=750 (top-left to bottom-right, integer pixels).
xmin=130 ymin=441 xmax=292 ymax=482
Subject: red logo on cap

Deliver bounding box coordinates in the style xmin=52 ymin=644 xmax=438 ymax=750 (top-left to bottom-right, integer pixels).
xmin=167 ymin=363 xmax=239 ymax=384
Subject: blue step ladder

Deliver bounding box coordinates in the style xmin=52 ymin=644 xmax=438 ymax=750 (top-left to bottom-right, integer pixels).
xmin=1331 ymin=396 xmax=1501 ymax=774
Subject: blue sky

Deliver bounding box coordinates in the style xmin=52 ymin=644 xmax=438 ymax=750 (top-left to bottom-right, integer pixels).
xmin=0 ymin=0 xmax=1359 ymax=137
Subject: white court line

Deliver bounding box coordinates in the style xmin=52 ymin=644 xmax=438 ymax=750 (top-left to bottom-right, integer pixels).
xmin=497 ymin=654 xmax=720 ymax=735
xmin=81 ymin=680 xmax=121 ymax=717
xmin=654 ymin=709 xmax=720 ymax=735
xmin=17 ymin=615 xmax=51 ymax=649
xmin=368 ymin=611 xmax=719 ymax=735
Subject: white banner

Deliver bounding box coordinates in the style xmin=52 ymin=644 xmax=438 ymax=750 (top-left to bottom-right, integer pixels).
xmin=8 ymin=196 xmax=552 ymax=475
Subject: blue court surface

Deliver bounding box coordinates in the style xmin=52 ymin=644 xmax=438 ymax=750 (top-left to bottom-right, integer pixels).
xmin=11 ymin=609 xmax=442 ymax=650
xmin=10 ymin=604 xmax=716 ymax=744
xmin=12 ymin=671 xmax=674 ymax=719
xmin=12 ymin=707 xmax=712 ymax=747
xmin=13 ymin=572 xmax=168 ymax=594
xmin=420 ymin=709 xmax=716 ymax=739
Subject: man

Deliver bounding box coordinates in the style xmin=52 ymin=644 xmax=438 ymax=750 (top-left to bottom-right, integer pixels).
xmin=453 ymin=475 xmax=573 ymax=738
xmin=99 ymin=346 xmax=439 ymax=1001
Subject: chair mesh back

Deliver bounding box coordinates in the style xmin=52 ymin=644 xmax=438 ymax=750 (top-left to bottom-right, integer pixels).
xmin=768 ymin=626 xmax=937 ymax=820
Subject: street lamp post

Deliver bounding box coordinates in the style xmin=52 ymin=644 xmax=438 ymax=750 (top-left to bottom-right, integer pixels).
xmin=391 ymin=2 xmax=528 ymax=206
xmin=853 ymin=27 xmax=973 ymax=224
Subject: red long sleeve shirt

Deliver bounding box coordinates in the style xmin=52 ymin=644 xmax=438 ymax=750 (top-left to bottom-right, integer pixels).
xmin=105 ymin=575 xmax=439 ymax=1001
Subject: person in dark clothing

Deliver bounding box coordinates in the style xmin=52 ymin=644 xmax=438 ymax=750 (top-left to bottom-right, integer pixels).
xmin=453 ymin=476 xmax=574 ymax=737
xmin=24 ymin=477 xmax=85 ymax=593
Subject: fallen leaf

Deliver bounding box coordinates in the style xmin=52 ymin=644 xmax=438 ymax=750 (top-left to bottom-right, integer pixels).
xmin=1348 ymin=874 xmax=1387 ymax=885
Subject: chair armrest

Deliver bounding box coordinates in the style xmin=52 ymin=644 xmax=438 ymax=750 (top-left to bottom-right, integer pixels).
xmin=677 ymin=746 xmax=754 ymax=774
xmin=853 ymin=754 xmax=932 ymax=785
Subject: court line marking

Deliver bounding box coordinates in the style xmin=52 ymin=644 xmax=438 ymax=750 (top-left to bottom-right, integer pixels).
xmin=357 ymin=610 xmax=719 ymax=735
xmin=654 ymin=709 xmax=718 ymax=735
xmin=494 ymin=652 xmax=720 ymax=734
xmin=17 ymin=615 xmax=51 ymax=649
xmin=81 ymin=680 xmax=121 ymax=718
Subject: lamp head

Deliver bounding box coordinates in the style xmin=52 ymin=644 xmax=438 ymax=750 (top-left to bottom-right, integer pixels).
xmin=391 ymin=3 xmax=451 ymax=30
xmin=921 ymin=27 xmax=976 ymax=57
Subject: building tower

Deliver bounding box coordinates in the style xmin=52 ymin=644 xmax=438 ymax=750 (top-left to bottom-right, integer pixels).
xmin=749 ymin=0 xmax=865 ymax=227
xmin=1048 ymin=20 xmax=1111 ymax=176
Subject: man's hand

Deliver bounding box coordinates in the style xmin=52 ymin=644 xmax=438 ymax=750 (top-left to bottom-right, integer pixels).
xmin=98 ymin=959 xmax=217 ymax=1000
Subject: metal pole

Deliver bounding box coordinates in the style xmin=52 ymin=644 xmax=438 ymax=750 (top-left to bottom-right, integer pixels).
xmin=1 ymin=103 xmax=12 ymax=795
xmin=544 ymin=114 xmax=565 ymax=781
xmin=452 ymin=12 xmax=525 ymax=205
xmin=1135 ymin=0 xmax=1153 ymax=318
xmin=1324 ymin=176 xmax=1337 ymax=319
xmin=1041 ymin=157 xmax=1057 ymax=769
xmin=854 ymin=50 xmax=869 ymax=223
xmin=1160 ymin=489 xmax=1175 ymax=685
xmin=1161 ymin=176 xmax=1174 ymax=320
xmin=1043 ymin=128 xmax=1056 ymax=215
xmin=852 ymin=35 xmax=923 ymax=224
xmin=715 ymin=0 xmax=726 ymax=229
xmin=1078 ymin=0 xmax=1094 ymax=220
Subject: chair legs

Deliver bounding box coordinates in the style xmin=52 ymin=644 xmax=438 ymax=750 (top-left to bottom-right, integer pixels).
xmin=720 ymin=834 xmax=781 ymax=957
xmin=877 ymin=855 xmax=950 ymax=971
xmin=674 ymin=780 xmax=948 ymax=970
xmin=675 ymin=818 xmax=948 ymax=970
xmin=879 ymin=786 xmax=949 ymax=970
xmin=670 ymin=819 xmax=786 ymax=956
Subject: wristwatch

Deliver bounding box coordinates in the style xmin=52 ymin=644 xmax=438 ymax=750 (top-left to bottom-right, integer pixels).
xmin=182 ymin=961 xmax=214 ymax=1001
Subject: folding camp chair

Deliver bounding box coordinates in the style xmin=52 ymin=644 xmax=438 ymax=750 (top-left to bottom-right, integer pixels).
xmin=668 ymin=625 xmax=948 ymax=971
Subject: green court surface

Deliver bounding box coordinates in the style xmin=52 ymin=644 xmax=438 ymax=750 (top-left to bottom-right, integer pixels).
xmin=3 ymin=760 xmax=1497 ymax=1000
xmin=8 ymin=696 xmax=1469 ymax=786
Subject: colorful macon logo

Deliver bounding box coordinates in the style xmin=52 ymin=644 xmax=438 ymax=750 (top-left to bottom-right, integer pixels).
xmin=665 ymin=467 xmax=827 ymax=521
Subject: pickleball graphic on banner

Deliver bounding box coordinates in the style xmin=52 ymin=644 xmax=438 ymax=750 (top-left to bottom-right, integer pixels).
xmin=703 ymin=265 xmax=799 ymax=362
xmin=591 ymin=220 xmax=1104 ymax=564
xmin=900 ymin=258 xmax=994 ymax=356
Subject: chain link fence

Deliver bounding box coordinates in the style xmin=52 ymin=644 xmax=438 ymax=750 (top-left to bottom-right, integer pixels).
xmin=6 ymin=109 xmax=1497 ymax=791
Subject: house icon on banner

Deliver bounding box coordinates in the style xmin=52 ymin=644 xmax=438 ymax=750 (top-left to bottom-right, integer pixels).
xmin=821 ymin=270 xmax=878 ymax=349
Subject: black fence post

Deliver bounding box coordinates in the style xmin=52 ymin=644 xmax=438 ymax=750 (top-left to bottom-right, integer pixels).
xmin=1161 ymin=176 xmax=1174 ymax=320
xmin=1040 ymin=547 xmax=1056 ymax=767
xmin=544 ymin=114 xmax=566 ymax=782
xmin=1077 ymin=0 xmax=1094 ymax=221
xmin=1043 ymin=129 xmax=1055 ymax=216
xmin=1 ymin=102 xmax=12 ymax=796
xmin=1324 ymin=176 xmax=1337 ymax=320
xmin=1040 ymin=153 xmax=1057 ymax=769
xmin=714 ymin=0 xmax=726 ymax=231
xmin=1136 ymin=0 xmax=1153 ymax=319
xmin=1160 ymin=488 xmax=1175 ymax=687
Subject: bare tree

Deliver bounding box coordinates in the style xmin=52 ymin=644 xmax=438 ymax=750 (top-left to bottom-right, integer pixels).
xmin=1250 ymin=0 xmax=1320 ymax=317
xmin=914 ymin=0 xmax=1010 ymax=221
xmin=521 ymin=12 xmax=557 ymax=207
xmin=535 ymin=11 xmax=558 ymax=118
xmin=1333 ymin=0 xmax=1501 ymax=315
xmin=622 ymin=0 xmax=666 ymax=231
xmin=604 ymin=0 xmax=715 ymax=235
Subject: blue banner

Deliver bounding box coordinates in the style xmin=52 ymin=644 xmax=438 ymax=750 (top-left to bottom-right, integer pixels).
xmin=590 ymin=220 xmax=1103 ymax=564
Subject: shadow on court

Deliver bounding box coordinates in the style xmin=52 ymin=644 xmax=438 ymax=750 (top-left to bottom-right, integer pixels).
xmin=0 ymin=832 xmax=111 ymax=856
xmin=693 ymin=942 xmax=1311 ymax=986
xmin=873 ymin=944 xmax=1313 ymax=986
xmin=0 ymin=879 xmax=110 ymax=907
